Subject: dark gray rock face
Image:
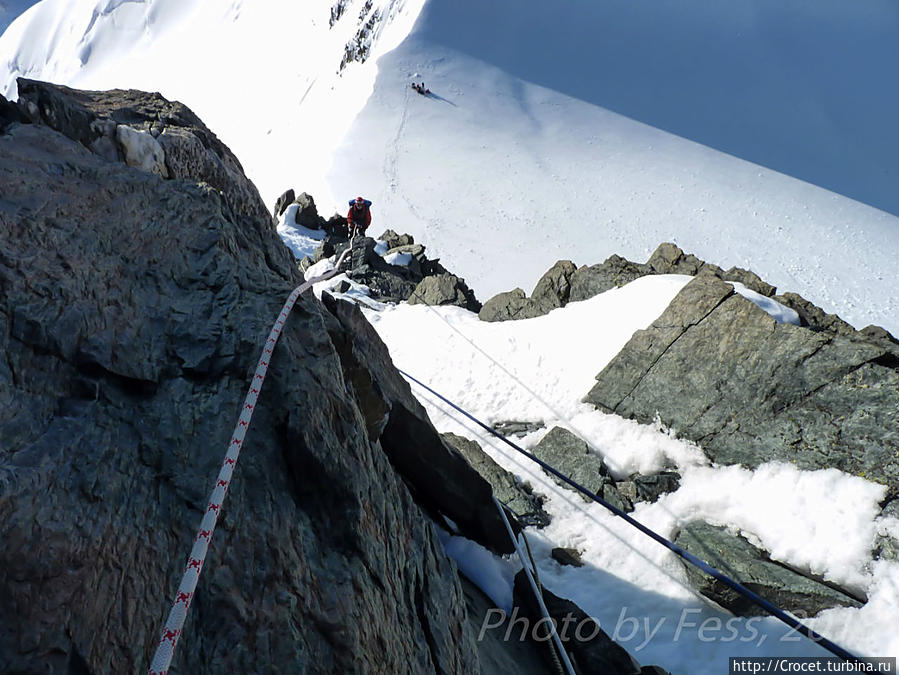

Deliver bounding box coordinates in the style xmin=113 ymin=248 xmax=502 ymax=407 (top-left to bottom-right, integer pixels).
xmin=482 ymin=243 xmax=781 ymax=322
xmin=585 ymin=275 xmax=899 ymax=498
xmin=320 ymin=295 xmax=515 ymax=555
xmin=273 ymin=187 xmax=296 ymax=219
xmin=569 ymin=254 xmax=648 ymax=303
xmin=493 ymin=420 xmax=546 ymax=438
xmin=511 ymin=571 xmax=660 ymax=675
xmin=15 ymin=78 xmax=271 ymax=226
xmin=461 ymin=578 xmax=553 ymax=675
xmin=409 ymin=273 xmax=482 ymax=312
xmin=674 ymin=523 xmax=863 ymax=617
xmin=0 ymin=87 xmax=500 ymax=674
xmin=442 ymin=433 xmax=551 ymax=528
xmin=531 ymin=428 xmax=632 ymax=512
xmin=874 ymin=500 xmax=899 ymax=562
xmin=616 ymin=472 xmax=681 ymax=506
xmin=292 ymin=191 xmax=325 ymax=229
xmin=479 ymin=260 xmax=576 ymax=322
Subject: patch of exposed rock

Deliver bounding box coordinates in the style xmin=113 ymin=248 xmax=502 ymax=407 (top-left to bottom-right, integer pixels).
xmin=1 ymin=83 xmax=508 ymax=674
xmin=585 ymin=275 xmax=899 ymax=500
xmin=442 ymin=433 xmax=551 ymax=528
xmin=480 ymin=243 xmax=777 ymax=322
xmin=15 ymin=78 xmax=270 ymax=225
xmin=674 ymin=523 xmax=864 ymax=617
xmin=529 ymin=428 xmax=680 ymax=514
xmin=296 ymin=218 xmax=480 ymax=309
xmin=511 ymin=571 xmax=670 ymax=674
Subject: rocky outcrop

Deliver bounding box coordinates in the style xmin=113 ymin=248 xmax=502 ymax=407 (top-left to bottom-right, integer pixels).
xmin=273 ymin=190 xmax=327 ymax=230
xmin=585 ymin=275 xmax=899 ymax=498
xmin=531 ymin=428 xmax=632 ymax=513
xmin=479 ymin=260 xmax=576 ymax=321
xmin=461 ymin=578 xmax=553 ymax=675
xmin=874 ymin=500 xmax=899 ymax=562
xmin=408 ymin=273 xmax=482 ymax=312
xmin=0 ymin=84 xmax=510 ymax=674
xmin=493 ymin=420 xmax=546 ymax=438
xmin=482 ymin=243 xmax=779 ymax=322
xmin=442 ymin=433 xmax=551 ymax=528
xmin=511 ymin=571 xmax=668 ymax=675
xmin=273 ymin=187 xmax=296 ymax=219
xmin=309 ymin=230 xmax=480 ymax=310
xmin=674 ymin=523 xmax=864 ymax=617
xmin=616 ymin=472 xmax=681 ymax=506
xmin=14 ymin=77 xmax=271 ymax=225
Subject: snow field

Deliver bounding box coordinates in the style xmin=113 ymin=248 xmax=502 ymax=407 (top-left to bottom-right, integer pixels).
xmin=362 ymin=276 xmax=899 ymax=671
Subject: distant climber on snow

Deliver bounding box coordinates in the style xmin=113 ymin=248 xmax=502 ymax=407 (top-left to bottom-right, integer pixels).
xmin=411 ymin=81 xmax=430 ymax=95
xmin=347 ymin=196 xmax=372 ymax=236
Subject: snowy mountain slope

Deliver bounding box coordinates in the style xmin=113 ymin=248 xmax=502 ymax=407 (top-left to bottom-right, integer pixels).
xmin=360 ymin=280 xmax=899 ymax=672
xmin=0 ymin=0 xmax=425 ymax=209
xmin=278 ymin=210 xmax=899 ymax=668
xmin=328 ymin=0 xmax=899 ymax=335
xmin=4 ymin=2 xmax=899 ymax=672
xmin=408 ymin=0 xmax=899 ymax=218
xmin=3 ymin=0 xmax=898 ymax=334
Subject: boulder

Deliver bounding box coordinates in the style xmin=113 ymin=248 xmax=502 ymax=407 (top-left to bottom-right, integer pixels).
xmin=479 ymin=288 xmax=534 ymax=322
xmin=15 ymin=78 xmax=270 ymax=225
xmin=442 ymin=433 xmax=551 ymax=528
xmin=551 ymin=548 xmax=585 ymax=568
xmin=293 ymin=191 xmax=325 ymax=229
xmin=273 ymin=187 xmax=295 ymax=219
xmin=645 ymin=242 xmax=711 ymax=276
xmin=511 ymin=571 xmax=656 ymax=675
xmin=493 ymin=420 xmax=546 ymax=438
xmin=585 ymin=275 xmax=899 ymax=497
xmin=529 ymin=259 xmax=577 ymax=312
xmin=674 ymin=523 xmax=863 ymax=617
xmin=480 ymin=260 xmax=576 ymax=322
xmin=569 ymin=255 xmax=648 ymax=303
xmin=531 ymin=428 xmax=632 ymax=512
xmin=408 ymin=273 xmax=482 ymax=312
xmin=378 ymin=229 xmax=415 ymax=249
xmin=616 ymin=471 xmax=681 ymax=506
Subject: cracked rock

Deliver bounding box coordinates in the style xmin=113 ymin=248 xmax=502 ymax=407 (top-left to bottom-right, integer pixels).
xmin=585 ymin=275 xmax=899 ymax=497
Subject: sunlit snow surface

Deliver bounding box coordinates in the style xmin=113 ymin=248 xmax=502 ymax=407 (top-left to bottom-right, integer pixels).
xmin=362 ymin=279 xmax=899 ymax=671
xmin=3 ymin=0 xmax=899 ymax=670
xmin=1 ymin=0 xmax=898 ymax=334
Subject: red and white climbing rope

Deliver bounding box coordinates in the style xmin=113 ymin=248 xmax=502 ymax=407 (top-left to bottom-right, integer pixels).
xmin=148 ymin=244 xmax=353 ymax=675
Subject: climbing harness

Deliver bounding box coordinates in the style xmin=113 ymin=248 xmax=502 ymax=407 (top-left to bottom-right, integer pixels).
xmin=147 ymin=243 xmax=354 ymax=675
xmin=400 ymin=369 xmax=862 ymax=664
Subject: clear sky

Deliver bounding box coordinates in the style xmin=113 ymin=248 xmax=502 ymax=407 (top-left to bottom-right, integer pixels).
xmin=0 ymin=0 xmax=37 ymax=35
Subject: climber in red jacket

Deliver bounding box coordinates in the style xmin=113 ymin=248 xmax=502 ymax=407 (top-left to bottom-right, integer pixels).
xmin=347 ymin=196 xmax=372 ymax=236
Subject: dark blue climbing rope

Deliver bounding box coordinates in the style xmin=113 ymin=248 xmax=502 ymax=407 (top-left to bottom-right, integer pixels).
xmin=398 ymin=368 xmax=862 ymax=664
